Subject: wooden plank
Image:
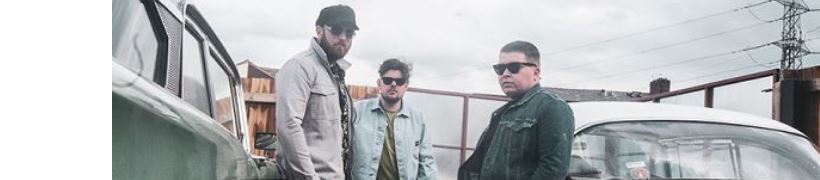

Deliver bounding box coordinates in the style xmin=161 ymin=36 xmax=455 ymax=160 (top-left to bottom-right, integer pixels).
xmin=357 ymin=87 xmax=365 ymax=98
xmin=241 ymin=78 xmax=251 ymax=93
xmin=367 ymin=87 xmax=378 ymax=98
xmin=810 ymin=79 xmax=820 ymax=92
xmin=802 ymin=67 xmax=820 ymax=145
xmin=350 ymin=86 xmax=360 ymax=99
xmin=704 ymin=87 xmax=714 ymax=108
xmin=349 ymin=85 xmax=379 ymax=100
xmin=260 ymin=78 xmax=271 ymax=93
xmin=245 ymin=77 xmax=273 ymax=94
xmin=245 ymin=103 xmax=277 ymax=157
xmin=252 ymin=78 xmax=261 ymax=93
xmin=460 ymin=97 xmax=469 ymax=163
xmin=773 ymin=82 xmax=781 ymax=120
xmin=245 ymin=92 xmax=276 ymax=103
xmin=811 ymin=92 xmax=820 ymax=146
xmin=270 ymin=78 xmax=276 ymax=94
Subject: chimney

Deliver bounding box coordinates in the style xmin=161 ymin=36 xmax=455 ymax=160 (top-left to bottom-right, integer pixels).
xmin=650 ymin=78 xmax=670 ymax=95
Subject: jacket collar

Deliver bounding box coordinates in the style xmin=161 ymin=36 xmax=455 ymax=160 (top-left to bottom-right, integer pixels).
xmin=368 ymin=98 xmax=411 ymax=118
xmin=509 ymin=83 xmax=543 ymax=109
xmin=310 ymin=38 xmax=351 ymax=70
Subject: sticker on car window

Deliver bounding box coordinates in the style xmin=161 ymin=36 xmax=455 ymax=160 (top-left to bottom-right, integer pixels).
xmin=626 ymin=161 xmax=648 ymax=180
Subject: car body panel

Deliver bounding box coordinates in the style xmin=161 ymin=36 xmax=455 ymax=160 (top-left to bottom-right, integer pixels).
xmin=570 ymin=101 xmax=804 ymax=137
xmin=113 ymin=62 xmax=260 ymax=179
xmin=113 ymin=0 xmax=269 ymax=179
xmin=567 ymin=102 xmax=820 ymax=180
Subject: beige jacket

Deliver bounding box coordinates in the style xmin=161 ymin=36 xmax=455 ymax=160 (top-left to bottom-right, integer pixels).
xmin=276 ymin=38 xmax=353 ymax=180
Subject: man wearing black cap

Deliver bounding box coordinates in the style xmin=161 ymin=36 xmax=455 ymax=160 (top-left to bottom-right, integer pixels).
xmin=276 ymin=4 xmax=359 ymax=180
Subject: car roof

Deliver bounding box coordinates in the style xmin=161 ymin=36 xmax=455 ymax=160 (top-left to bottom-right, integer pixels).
xmin=569 ymin=101 xmax=805 ymax=137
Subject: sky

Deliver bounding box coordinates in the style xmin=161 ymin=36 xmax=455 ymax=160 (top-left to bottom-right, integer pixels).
xmin=193 ymin=0 xmax=820 ymax=95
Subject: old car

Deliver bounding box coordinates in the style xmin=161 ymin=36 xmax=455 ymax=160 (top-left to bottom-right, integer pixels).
xmin=113 ymin=0 xmax=277 ymax=179
xmin=567 ymin=102 xmax=820 ymax=180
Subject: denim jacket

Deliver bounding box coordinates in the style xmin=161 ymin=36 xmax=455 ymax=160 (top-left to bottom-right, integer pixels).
xmin=458 ymin=84 xmax=574 ymax=180
xmin=351 ymin=98 xmax=437 ymax=180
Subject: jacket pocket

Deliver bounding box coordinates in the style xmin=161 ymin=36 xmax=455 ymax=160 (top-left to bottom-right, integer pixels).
xmin=497 ymin=117 xmax=536 ymax=165
xmin=500 ymin=118 xmax=536 ymax=132
xmin=306 ymin=84 xmax=339 ymax=120
xmin=310 ymin=84 xmax=337 ymax=96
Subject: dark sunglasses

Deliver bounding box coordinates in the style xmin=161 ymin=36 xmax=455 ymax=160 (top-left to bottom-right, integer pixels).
xmin=327 ymin=25 xmax=356 ymax=38
xmin=492 ymin=62 xmax=538 ymax=75
xmin=381 ymin=77 xmax=407 ymax=86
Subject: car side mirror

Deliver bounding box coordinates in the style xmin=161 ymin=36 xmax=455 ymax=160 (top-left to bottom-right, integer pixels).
xmin=255 ymin=132 xmax=277 ymax=151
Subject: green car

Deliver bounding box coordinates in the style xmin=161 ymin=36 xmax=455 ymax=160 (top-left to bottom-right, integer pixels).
xmin=113 ymin=0 xmax=278 ymax=179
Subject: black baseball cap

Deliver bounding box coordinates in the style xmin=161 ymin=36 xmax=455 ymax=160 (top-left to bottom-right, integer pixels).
xmin=315 ymin=5 xmax=359 ymax=30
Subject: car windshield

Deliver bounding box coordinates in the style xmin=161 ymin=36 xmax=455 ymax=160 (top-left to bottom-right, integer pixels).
xmin=568 ymin=121 xmax=820 ymax=180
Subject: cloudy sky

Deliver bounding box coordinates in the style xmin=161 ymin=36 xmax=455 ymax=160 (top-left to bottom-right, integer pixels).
xmin=193 ymin=0 xmax=820 ymax=95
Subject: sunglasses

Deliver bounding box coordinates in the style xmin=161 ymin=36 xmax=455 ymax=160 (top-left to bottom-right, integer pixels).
xmin=381 ymin=77 xmax=407 ymax=86
xmin=492 ymin=62 xmax=538 ymax=75
xmin=326 ymin=25 xmax=356 ymax=38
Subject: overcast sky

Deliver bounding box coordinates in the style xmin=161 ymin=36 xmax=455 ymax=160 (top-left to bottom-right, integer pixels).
xmin=194 ymin=0 xmax=820 ymax=95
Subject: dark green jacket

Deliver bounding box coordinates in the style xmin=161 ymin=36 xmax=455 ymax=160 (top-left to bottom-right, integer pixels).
xmin=458 ymin=84 xmax=574 ymax=180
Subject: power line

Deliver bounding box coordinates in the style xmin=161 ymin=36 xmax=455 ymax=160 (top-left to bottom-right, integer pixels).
xmin=415 ymin=1 xmax=777 ymax=83
xmin=417 ymin=20 xmax=780 ymax=84
xmin=545 ymin=21 xmax=777 ymax=76
xmin=616 ymin=53 xmax=756 ymax=91
xmin=548 ymin=10 xmax=808 ymax=77
xmin=622 ymin=37 xmax=820 ymax=90
xmin=624 ymin=59 xmax=778 ymax=91
xmin=807 ymin=24 xmax=820 ymax=34
xmin=746 ymin=2 xmax=790 ymax=23
xmin=539 ymin=0 xmax=773 ymax=57
xmin=747 ymin=8 xmax=770 ymax=23
xmin=554 ymin=42 xmax=775 ymax=87
xmin=413 ymin=64 xmax=492 ymax=84
xmin=744 ymin=50 xmax=777 ymax=68
xmin=675 ymin=60 xmax=778 ymax=85
xmin=682 ymin=52 xmax=748 ymax=76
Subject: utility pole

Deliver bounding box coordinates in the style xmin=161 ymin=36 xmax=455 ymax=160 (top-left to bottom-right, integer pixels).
xmin=774 ymin=0 xmax=812 ymax=80
xmin=771 ymin=0 xmax=820 ymax=144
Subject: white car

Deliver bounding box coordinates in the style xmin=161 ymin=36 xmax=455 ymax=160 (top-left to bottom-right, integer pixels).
xmin=567 ymin=102 xmax=820 ymax=180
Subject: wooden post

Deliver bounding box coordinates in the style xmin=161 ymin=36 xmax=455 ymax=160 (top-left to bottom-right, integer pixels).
xmin=704 ymin=87 xmax=714 ymax=108
xmin=460 ymin=96 xmax=469 ymax=163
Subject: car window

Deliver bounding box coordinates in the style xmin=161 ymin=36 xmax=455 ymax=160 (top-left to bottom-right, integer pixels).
xmin=113 ymin=0 xmax=159 ymax=82
xmin=569 ymin=121 xmax=820 ymax=180
xmin=206 ymin=50 xmax=237 ymax=136
xmin=181 ymin=26 xmax=211 ymax=115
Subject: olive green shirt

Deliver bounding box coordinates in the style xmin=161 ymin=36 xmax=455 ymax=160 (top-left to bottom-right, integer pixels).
xmin=377 ymin=110 xmax=399 ymax=180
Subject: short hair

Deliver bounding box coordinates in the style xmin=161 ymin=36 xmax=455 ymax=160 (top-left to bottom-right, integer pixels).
xmin=378 ymin=58 xmax=411 ymax=79
xmin=500 ymin=40 xmax=540 ymax=66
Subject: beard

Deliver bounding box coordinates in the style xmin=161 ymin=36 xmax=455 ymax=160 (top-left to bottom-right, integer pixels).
xmin=503 ymin=90 xmax=525 ymax=99
xmin=381 ymin=90 xmax=402 ymax=105
xmin=318 ymin=36 xmax=348 ymax=61
xmin=382 ymin=95 xmax=401 ymax=104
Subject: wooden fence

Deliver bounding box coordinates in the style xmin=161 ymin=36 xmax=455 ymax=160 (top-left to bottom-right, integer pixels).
xmin=241 ymin=76 xmax=378 ymax=158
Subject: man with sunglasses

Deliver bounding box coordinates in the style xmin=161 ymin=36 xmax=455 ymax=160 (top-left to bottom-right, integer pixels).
xmin=351 ymin=59 xmax=437 ymax=180
xmin=275 ymin=5 xmax=358 ymax=180
xmin=458 ymin=41 xmax=575 ymax=180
